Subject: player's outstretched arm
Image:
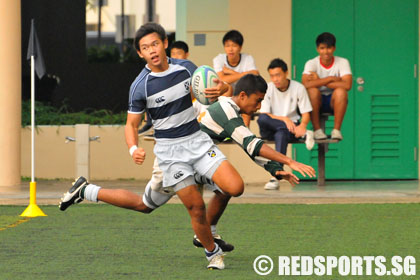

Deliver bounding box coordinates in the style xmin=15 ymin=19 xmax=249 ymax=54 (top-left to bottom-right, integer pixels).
xmin=259 ymin=143 xmax=316 ymax=178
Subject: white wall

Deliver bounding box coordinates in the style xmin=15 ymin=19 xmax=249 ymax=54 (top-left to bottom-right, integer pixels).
xmin=20 ymin=125 xmax=272 ymax=182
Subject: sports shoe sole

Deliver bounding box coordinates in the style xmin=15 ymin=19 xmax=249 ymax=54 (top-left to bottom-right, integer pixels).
xmin=207 ymin=254 xmax=225 ymax=270
xmin=59 ymin=176 xmax=88 ymax=211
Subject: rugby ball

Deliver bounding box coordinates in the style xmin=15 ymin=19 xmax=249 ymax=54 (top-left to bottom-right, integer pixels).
xmin=191 ymin=65 xmax=219 ymax=105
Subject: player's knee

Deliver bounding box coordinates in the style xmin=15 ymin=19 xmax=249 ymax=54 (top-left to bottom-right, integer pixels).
xmin=136 ymin=201 xmax=155 ymax=214
xmin=140 ymin=207 xmax=154 ymax=214
xmin=230 ymin=189 xmax=243 ymax=197
xmin=227 ymin=180 xmax=244 ymax=197
xmin=215 ymin=191 xmax=232 ymax=202
xmin=186 ymin=200 xmax=206 ymax=213
xmin=188 ymin=203 xmax=207 ymax=223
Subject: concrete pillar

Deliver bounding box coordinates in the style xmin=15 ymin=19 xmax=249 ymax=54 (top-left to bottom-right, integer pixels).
xmin=175 ymin=0 xmax=187 ymax=41
xmin=0 ymin=1 xmax=21 ymax=186
xmin=75 ymin=124 xmax=90 ymax=180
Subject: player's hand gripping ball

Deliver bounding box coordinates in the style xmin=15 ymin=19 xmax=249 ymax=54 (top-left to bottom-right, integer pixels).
xmin=191 ymin=65 xmax=219 ymax=105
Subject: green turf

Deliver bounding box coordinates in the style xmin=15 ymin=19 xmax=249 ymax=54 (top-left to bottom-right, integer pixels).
xmin=0 ymin=204 xmax=419 ymax=279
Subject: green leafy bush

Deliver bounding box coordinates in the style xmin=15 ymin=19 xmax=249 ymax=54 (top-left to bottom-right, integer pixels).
xmin=87 ymin=42 xmax=143 ymax=64
xmin=87 ymin=45 xmax=121 ymax=63
xmin=21 ymin=100 xmax=127 ymax=126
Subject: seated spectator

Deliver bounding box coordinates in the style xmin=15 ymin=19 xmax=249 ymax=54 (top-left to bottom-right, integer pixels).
xmin=301 ymin=32 xmax=352 ymax=140
xmin=257 ymin=58 xmax=313 ymax=190
xmin=213 ymin=30 xmax=259 ymax=127
xmin=170 ymin=40 xmax=189 ymax=59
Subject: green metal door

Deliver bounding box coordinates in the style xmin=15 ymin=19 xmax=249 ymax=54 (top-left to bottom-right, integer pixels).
xmin=292 ymin=0 xmax=355 ymax=179
xmin=354 ymin=0 xmax=418 ymax=178
xmin=292 ymin=0 xmax=418 ymax=179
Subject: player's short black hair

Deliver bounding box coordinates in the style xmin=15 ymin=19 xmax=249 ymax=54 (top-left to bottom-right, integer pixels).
xmin=267 ymin=58 xmax=288 ymax=72
xmin=170 ymin=41 xmax=189 ymax=53
xmin=234 ymin=74 xmax=267 ymax=96
xmin=134 ymin=22 xmax=167 ymax=52
xmin=222 ymin=30 xmax=244 ymax=46
xmin=316 ymin=32 xmax=336 ymax=47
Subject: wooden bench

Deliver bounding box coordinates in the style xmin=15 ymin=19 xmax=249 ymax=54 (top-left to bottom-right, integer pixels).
xmin=313 ymin=113 xmax=340 ymax=186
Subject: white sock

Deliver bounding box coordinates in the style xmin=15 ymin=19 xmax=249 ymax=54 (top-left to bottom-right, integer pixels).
xmin=205 ymin=243 xmax=220 ymax=260
xmin=83 ymin=184 xmax=101 ymax=202
xmin=211 ymin=225 xmax=217 ymax=236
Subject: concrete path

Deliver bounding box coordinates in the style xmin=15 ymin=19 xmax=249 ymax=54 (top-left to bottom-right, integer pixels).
xmin=1 ymin=179 xmax=419 ymax=205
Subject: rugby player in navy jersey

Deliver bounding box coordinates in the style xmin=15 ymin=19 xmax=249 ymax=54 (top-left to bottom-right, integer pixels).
xmin=60 ymin=23 xmax=242 ymax=270
xmin=142 ymin=74 xmax=316 ymax=252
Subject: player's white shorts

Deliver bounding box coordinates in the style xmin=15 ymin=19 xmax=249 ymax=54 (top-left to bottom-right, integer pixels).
xmin=142 ymin=179 xmax=222 ymax=210
xmin=153 ymin=130 xmax=226 ymax=191
xmin=142 ymin=157 xmax=223 ymax=210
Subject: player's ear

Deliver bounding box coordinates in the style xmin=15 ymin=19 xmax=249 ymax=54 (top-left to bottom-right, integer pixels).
xmin=164 ymin=38 xmax=169 ymax=49
xmin=137 ymin=50 xmax=143 ymax=58
xmin=239 ymin=91 xmax=247 ymax=99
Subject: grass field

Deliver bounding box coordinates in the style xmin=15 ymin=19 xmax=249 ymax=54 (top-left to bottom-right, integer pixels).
xmin=0 ymin=204 xmax=419 ymax=279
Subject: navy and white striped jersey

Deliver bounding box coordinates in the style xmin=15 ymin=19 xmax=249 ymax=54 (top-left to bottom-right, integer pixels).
xmin=128 ymin=58 xmax=198 ymax=139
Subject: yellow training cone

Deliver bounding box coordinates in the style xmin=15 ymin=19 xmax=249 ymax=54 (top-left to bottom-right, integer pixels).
xmin=20 ymin=181 xmax=47 ymax=217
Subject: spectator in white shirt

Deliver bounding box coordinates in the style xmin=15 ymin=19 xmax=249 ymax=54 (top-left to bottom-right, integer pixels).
xmin=258 ymin=59 xmax=313 ymax=190
xmin=213 ymin=30 xmax=259 ymax=126
xmin=302 ymin=32 xmax=352 ymax=140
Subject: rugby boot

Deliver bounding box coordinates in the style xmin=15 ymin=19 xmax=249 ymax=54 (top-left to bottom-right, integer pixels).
xmin=193 ymin=234 xmax=234 ymax=252
xmin=59 ymin=177 xmax=88 ymax=211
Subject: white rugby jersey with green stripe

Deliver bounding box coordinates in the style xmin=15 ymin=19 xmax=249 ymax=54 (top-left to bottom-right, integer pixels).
xmin=199 ymin=96 xmax=284 ymax=178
